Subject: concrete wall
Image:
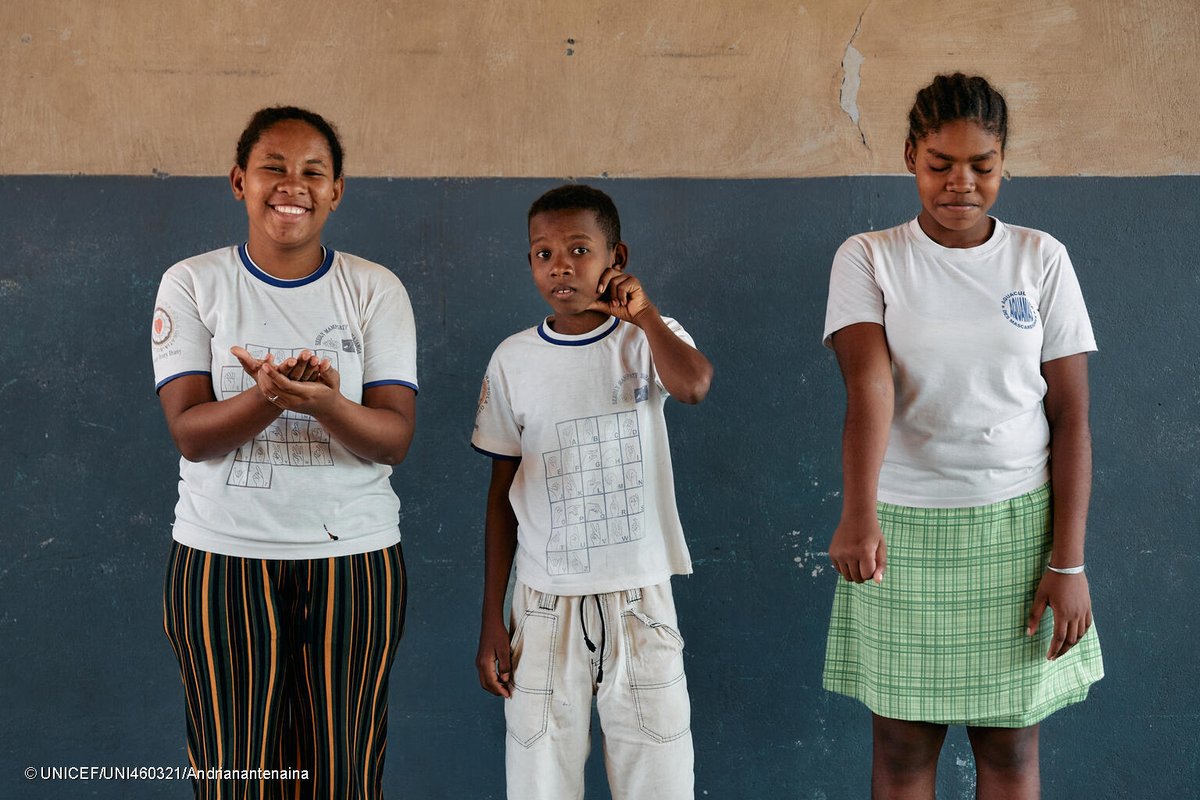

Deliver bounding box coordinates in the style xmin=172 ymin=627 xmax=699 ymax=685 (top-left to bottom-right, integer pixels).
xmin=3 ymin=0 xmax=1197 ymax=177
xmin=2 ymin=2 xmax=1197 ymax=799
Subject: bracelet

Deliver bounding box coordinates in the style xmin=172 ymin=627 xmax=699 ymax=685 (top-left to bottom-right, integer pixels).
xmin=1047 ymin=563 xmax=1085 ymax=575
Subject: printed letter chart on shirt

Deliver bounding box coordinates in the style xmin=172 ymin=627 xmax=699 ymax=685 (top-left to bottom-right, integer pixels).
xmin=220 ymin=343 xmax=342 ymax=489
xmin=544 ymin=411 xmax=646 ymax=576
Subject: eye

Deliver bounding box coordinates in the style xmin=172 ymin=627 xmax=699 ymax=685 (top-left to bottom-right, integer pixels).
xmin=974 ymin=167 xmax=994 ymax=175
xmin=928 ymin=164 xmax=950 ymax=173
xmin=571 ymin=247 xmax=589 ymax=255
xmin=534 ymin=249 xmax=551 ymax=260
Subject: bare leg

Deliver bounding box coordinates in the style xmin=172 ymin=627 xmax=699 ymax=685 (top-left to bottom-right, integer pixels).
xmin=871 ymin=713 xmax=948 ymax=800
xmin=966 ymin=724 xmax=1040 ymax=800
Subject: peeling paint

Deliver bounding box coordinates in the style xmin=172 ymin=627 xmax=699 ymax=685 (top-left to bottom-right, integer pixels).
xmin=839 ymin=44 xmax=864 ymax=124
xmin=788 ymin=531 xmax=830 ymax=577
xmin=839 ymin=4 xmax=871 ymax=150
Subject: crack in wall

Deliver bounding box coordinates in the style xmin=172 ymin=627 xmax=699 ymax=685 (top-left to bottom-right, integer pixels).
xmin=839 ymin=3 xmax=871 ymax=150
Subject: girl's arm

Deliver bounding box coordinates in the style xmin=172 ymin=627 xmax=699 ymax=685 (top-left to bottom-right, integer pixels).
xmin=158 ymin=350 xmax=330 ymax=462
xmin=475 ymin=458 xmax=521 ymax=697
xmin=249 ymin=361 xmax=416 ymax=466
xmin=1026 ymin=352 xmax=1094 ymax=659
xmin=159 ymin=374 xmax=284 ymax=462
xmin=829 ymin=322 xmax=894 ymax=583
xmin=162 ymin=353 xmax=416 ymax=467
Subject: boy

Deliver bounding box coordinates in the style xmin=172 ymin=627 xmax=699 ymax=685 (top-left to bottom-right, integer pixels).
xmin=472 ymin=184 xmax=713 ymax=799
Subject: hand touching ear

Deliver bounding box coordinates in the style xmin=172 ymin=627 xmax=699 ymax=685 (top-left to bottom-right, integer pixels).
xmin=588 ymin=269 xmax=655 ymax=323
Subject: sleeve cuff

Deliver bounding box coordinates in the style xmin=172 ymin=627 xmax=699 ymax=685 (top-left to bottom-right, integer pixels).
xmin=471 ymin=444 xmax=522 ymax=461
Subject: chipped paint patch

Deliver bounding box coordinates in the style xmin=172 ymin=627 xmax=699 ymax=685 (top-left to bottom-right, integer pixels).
xmin=839 ymin=4 xmax=871 ymax=149
xmin=839 ymin=43 xmax=864 ymax=124
xmin=787 ymin=530 xmax=830 ymax=577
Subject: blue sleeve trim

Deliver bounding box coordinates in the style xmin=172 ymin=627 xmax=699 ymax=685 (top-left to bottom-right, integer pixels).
xmin=471 ymin=444 xmax=522 ymax=461
xmin=155 ymin=370 xmax=211 ymax=393
xmin=363 ymin=379 xmax=419 ymax=395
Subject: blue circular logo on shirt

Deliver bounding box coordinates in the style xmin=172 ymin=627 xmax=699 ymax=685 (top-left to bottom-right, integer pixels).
xmin=1000 ymin=291 xmax=1038 ymax=329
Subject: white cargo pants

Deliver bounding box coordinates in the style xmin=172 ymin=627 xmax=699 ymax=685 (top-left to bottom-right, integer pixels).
xmin=505 ymin=580 xmax=694 ymax=800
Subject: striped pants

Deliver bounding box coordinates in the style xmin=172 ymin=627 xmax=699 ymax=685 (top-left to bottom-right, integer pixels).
xmin=163 ymin=541 xmax=406 ymax=800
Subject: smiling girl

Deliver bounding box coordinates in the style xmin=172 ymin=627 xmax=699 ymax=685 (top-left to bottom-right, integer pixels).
xmin=151 ymin=107 xmax=417 ymax=799
xmin=821 ymin=74 xmax=1103 ymax=798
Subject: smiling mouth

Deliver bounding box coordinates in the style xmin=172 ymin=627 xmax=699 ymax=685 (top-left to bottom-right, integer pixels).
xmin=551 ymin=286 xmax=576 ymax=297
xmin=271 ymin=204 xmax=310 ymax=216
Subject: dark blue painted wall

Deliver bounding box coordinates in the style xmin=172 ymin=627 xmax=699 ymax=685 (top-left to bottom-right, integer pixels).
xmin=1 ymin=176 xmax=1195 ymax=798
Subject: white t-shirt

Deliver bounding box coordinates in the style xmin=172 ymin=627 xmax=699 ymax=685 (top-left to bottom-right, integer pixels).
xmin=151 ymin=244 xmax=418 ymax=559
xmin=823 ymin=218 xmax=1096 ymax=507
xmin=472 ymin=315 xmax=695 ymax=595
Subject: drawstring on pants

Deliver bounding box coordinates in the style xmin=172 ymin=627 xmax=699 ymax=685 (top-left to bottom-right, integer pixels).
xmin=579 ymin=595 xmax=606 ymax=684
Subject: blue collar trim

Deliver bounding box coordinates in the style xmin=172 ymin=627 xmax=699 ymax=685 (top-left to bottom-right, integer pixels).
xmin=238 ymin=244 xmax=334 ymax=287
xmin=536 ymin=315 xmax=620 ymax=346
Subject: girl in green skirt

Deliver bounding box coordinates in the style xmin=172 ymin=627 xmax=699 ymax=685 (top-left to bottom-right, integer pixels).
xmin=822 ymin=73 xmax=1103 ymax=799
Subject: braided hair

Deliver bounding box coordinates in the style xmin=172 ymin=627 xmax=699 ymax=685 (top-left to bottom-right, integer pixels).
xmin=907 ymin=73 xmax=1008 ymax=153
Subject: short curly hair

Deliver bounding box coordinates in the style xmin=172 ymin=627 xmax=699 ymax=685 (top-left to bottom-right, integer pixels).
xmin=528 ymin=184 xmax=621 ymax=247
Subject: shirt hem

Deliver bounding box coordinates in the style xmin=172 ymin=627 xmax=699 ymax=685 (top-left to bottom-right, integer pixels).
xmin=156 ymin=370 xmax=211 ymax=392
xmin=822 ymin=314 xmax=884 ymax=349
xmin=877 ymin=471 xmax=1050 ymax=509
xmin=470 ymin=443 xmax=522 ymax=461
xmin=1041 ymin=343 xmax=1098 ymax=362
xmin=514 ymin=565 xmax=692 ymax=597
xmin=363 ymin=378 xmax=419 ymax=394
xmin=171 ymin=523 xmax=401 ymax=560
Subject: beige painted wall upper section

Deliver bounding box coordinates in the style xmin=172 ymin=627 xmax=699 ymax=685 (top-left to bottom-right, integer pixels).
xmin=3 ymin=0 xmax=1196 ymax=177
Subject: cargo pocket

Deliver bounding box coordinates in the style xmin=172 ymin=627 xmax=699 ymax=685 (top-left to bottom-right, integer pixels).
xmin=623 ymin=609 xmax=691 ymax=743
xmin=505 ymin=609 xmax=558 ymax=747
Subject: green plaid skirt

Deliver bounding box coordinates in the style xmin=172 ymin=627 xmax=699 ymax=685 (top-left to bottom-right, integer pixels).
xmin=823 ymin=483 xmax=1103 ymax=727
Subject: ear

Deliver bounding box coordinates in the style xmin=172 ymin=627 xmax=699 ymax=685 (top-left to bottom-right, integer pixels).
xmin=329 ymin=176 xmax=345 ymax=211
xmin=903 ymin=139 xmax=917 ymax=174
xmin=611 ymin=242 xmax=629 ymax=271
xmin=230 ymin=165 xmax=246 ymax=200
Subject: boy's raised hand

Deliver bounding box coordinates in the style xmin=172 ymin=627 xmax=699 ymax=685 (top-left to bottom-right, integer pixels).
xmin=476 ymin=619 xmax=513 ymax=698
xmin=590 ymin=268 xmax=655 ymax=325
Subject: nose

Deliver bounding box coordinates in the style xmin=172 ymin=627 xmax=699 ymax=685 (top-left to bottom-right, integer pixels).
xmin=275 ymin=169 xmax=307 ymax=195
xmin=549 ymin=253 xmax=573 ymax=277
xmin=946 ymin=164 xmax=975 ymax=193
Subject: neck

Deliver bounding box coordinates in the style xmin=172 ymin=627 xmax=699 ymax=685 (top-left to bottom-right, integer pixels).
xmin=917 ymin=212 xmax=995 ymax=249
xmin=245 ymin=239 xmax=326 ymax=280
xmin=547 ymin=310 xmax=611 ymax=336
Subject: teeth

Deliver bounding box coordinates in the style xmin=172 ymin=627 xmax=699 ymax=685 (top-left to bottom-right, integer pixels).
xmin=274 ymin=205 xmax=308 ymax=215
